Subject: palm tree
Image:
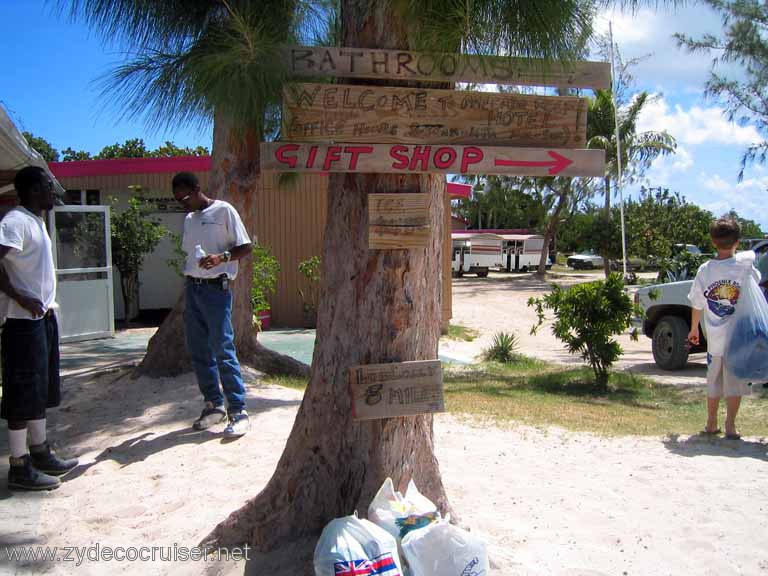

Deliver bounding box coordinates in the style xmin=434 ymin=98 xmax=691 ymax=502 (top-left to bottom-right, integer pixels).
xmin=587 ymin=89 xmax=676 ymax=275
xmin=66 ymin=0 xmax=684 ymax=563
xmin=63 ymin=0 xmax=327 ymax=377
xmin=463 ymin=176 xmax=545 ymax=231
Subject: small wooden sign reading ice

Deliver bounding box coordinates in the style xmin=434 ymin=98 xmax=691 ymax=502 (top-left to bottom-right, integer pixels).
xmin=349 ymin=360 xmax=445 ymax=420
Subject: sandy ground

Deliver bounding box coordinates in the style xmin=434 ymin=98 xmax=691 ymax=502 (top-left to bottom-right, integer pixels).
xmin=441 ymin=272 xmax=708 ymax=386
xmin=1 ymin=369 xmax=766 ymax=575
xmin=1 ymin=273 xmax=766 ymax=575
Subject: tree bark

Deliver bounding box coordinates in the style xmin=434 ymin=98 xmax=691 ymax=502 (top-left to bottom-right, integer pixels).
xmin=603 ymin=175 xmax=612 ymax=277
xmin=134 ymin=112 xmax=309 ymax=379
xmin=202 ymin=4 xmax=454 ymax=555
xmin=536 ymin=182 xmax=570 ymax=278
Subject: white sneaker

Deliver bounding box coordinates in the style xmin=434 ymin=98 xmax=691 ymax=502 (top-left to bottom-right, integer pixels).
xmin=193 ymin=402 xmax=226 ymax=430
xmin=223 ymin=411 xmax=250 ymax=438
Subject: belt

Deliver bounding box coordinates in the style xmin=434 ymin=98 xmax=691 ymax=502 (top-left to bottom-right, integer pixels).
xmin=186 ymin=275 xmax=227 ymax=285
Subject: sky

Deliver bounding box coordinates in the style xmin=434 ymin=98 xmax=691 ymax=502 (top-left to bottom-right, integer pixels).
xmin=1 ymin=1 xmax=765 ymax=229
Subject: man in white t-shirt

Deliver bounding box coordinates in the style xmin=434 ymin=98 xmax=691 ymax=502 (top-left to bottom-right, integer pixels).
xmin=0 ymin=166 xmax=78 ymax=490
xmin=172 ymin=172 xmax=253 ymax=437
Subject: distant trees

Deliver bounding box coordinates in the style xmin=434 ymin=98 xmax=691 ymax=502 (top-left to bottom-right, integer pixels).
xmin=24 ymin=134 xmax=211 ymax=162
xmin=557 ymin=187 xmax=763 ymax=259
xmin=22 ymin=132 xmax=59 ymax=162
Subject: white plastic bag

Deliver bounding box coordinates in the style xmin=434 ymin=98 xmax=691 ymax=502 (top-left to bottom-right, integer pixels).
xmin=368 ymin=478 xmax=439 ymax=543
xmin=314 ymin=514 xmax=403 ymax=576
xmin=725 ymin=271 xmax=768 ymax=381
xmin=401 ymin=519 xmax=489 ymax=576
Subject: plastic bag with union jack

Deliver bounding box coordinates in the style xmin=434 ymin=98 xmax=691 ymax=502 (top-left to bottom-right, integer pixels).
xmin=314 ymin=514 xmax=403 ymax=576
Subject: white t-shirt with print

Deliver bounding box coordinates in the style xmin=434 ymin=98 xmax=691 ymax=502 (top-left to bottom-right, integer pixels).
xmin=0 ymin=207 xmax=57 ymax=320
xmin=688 ymin=251 xmax=760 ymax=356
xmin=182 ymin=200 xmax=251 ymax=280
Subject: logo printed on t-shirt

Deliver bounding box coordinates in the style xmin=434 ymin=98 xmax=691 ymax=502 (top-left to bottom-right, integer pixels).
xmin=704 ymin=279 xmax=741 ymax=318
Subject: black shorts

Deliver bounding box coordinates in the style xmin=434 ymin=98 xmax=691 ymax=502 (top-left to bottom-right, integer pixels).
xmin=1 ymin=312 xmax=61 ymax=421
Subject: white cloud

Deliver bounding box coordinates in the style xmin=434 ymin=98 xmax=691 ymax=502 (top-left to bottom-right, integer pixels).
xmin=702 ymin=173 xmax=731 ymax=193
xmin=642 ymin=145 xmax=693 ymax=185
xmin=637 ymin=96 xmax=761 ymax=147
xmin=594 ymin=6 xmax=743 ymax=93
xmin=594 ymin=9 xmax=655 ymax=45
xmin=695 ymin=172 xmax=768 ymax=223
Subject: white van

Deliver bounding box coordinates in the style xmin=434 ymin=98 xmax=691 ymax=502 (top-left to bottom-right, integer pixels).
xmin=451 ymin=233 xmax=504 ymax=277
xmin=501 ymin=234 xmax=551 ymax=272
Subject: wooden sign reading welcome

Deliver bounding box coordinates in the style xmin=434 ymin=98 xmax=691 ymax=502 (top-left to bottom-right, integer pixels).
xmin=283 ymin=83 xmax=587 ymax=148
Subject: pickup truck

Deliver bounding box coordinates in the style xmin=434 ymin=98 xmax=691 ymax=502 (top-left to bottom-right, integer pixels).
xmin=635 ymin=241 xmax=768 ymax=370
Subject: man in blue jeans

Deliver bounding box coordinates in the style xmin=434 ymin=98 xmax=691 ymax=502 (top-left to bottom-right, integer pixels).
xmin=172 ymin=172 xmax=252 ymax=437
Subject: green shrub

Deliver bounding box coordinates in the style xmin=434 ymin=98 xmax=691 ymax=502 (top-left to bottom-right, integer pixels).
xmin=165 ymin=231 xmax=185 ymax=277
xmin=528 ymin=274 xmax=640 ymax=390
xmin=298 ymin=255 xmax=321 ymax=313
xmin=657 ymin=251 xmax=708 ymax=283
xmin=251 ymin=245 xmax=280 ymax=314
xmin=484 ymin=332 xmax=519 ymax=363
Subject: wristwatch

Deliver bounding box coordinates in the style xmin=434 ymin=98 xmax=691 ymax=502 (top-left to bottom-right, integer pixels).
xmin=223 ymin=250 xmax=232 ymax=262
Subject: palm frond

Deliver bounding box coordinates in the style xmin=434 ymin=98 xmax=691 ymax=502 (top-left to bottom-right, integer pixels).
xmin=59 ymin=0 xmax=225 ymax=50
xmin=597 ymin=0 xmax=689 ymax=12
xmin=396 ymin=0 xmax=595 ymax=62
xmin=587 ymin=135 xmax=612 ymax=150
xmin=100 ymin=49 xmax=211 ymax=132
xmin=75 ymin=1 xmax=322 ymax=134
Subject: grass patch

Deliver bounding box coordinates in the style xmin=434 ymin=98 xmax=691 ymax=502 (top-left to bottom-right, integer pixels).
xmin=442 ymin=324 xmax=480 ymax=342
xmin=444 ymin=360 xmax=768 ymax=436
xmin=263 ymin=375 xmax=308 ymax=391
xmin=264 ymin=358 xmax=768 ymax=437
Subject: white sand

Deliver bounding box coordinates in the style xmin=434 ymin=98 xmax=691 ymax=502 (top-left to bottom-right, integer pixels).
xmin=1 ymin=367 xmax=767 ymax=575
xmin=442 ymin=273 xmax=708 ymax=386
xmin=2 ymin=273 xmax=766 ymax=575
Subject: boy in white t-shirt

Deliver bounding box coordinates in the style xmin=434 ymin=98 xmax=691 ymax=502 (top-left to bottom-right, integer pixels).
xmin=688 ymin=217 xmax=760 ymax=439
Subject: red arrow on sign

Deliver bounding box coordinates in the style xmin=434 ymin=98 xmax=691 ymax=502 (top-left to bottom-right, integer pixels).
xmin=494 ymin=151 xmax=574 ymax=175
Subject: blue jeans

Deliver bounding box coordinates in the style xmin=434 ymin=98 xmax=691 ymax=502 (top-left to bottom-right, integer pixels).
xmin=184 ymin=281 xmax=246 ymax=413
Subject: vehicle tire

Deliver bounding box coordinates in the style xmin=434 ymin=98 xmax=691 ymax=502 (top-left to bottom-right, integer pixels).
xmin=520 ymin=266 xmax=528 ymax=273
xmin=652 ymin=315 xmax=690 ymax=370
xmin=476 ymin=269 xmax=489 ymax=278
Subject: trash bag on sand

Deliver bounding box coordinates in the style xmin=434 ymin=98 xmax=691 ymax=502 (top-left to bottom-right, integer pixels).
xmin=368 ymin=478 xmax=439 ymax=543
xmin=401 ymin=518 xmax=489 ymax=576
xmin=314 ymin=514 xmax=403 ymax=576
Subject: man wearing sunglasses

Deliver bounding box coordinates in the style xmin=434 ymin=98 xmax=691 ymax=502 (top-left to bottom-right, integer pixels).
xmin=172 ymin=172 xmax=252 ymax=437
xmin=0 ymin=166 xmax=77 ymax=490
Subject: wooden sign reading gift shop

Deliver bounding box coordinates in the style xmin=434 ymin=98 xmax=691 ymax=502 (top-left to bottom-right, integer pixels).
xmin=350 ymin=360 xmax=445 ymax=420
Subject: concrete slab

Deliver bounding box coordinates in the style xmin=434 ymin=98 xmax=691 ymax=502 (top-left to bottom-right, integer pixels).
xmin=58 ymin=327 xmax=468 ymax=380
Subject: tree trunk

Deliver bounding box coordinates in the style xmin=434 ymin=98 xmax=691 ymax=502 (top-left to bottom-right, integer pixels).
xmin=127 ymin=272 xmax=140 ymax=322
xmin=536 ymin=182 xmax=570 ymax=278
xmin=202 ymin=5 xmax=454 ymax=556
xmin=134 ymin=112 xmax=309 ymax=379
xmin=603 ymin=175 xmax=612 ymax=278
